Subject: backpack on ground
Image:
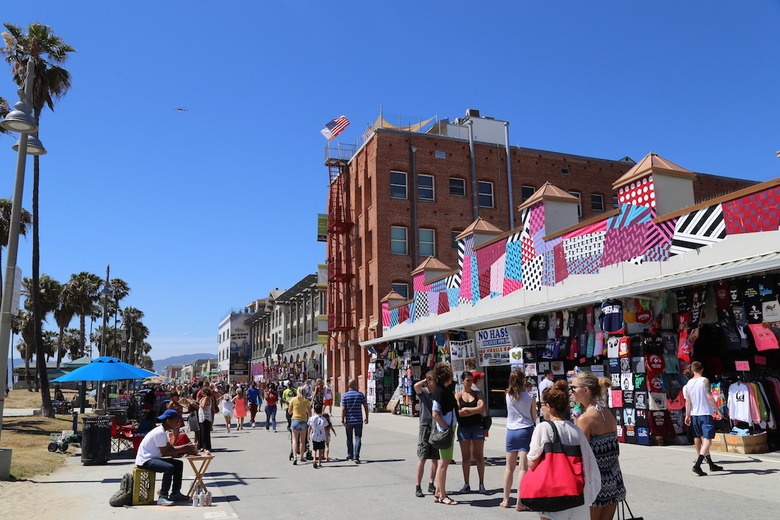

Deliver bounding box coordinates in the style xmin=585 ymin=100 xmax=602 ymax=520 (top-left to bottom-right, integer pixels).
xmin=109 ymin=472 xmax=134 ymax=507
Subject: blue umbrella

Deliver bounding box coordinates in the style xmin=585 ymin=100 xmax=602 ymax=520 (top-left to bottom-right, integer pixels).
xmin=52 ymin=356 xmax=158 ymax=382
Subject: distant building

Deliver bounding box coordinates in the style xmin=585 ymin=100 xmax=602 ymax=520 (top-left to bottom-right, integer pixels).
xmin=217 ymin=309 xmax=253 ymax=384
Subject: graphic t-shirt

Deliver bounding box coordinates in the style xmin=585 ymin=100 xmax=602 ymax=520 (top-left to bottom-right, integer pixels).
xmin=633 ymin=373 xmax=647 ymax=392
xmin=599 ymin=300 xmax=624 ymax=333
xmin=308 ymin=414 xmax=329 ymax=442
xmin=645 ymin=354 xmax=665 ymax=373
xmin=649 ymin=410 xmax=675 ymax=435
xmin=528 ymin=314 xmax=549 ymax=341
xmin=618 ymin=337 xmax=631 ymax=358
xmin=649 ymin=392 xmax=667 ymax=410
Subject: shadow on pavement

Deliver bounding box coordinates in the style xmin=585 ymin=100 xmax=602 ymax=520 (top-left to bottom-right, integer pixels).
xmin=461 ymin=497 xmax=505 ymax=508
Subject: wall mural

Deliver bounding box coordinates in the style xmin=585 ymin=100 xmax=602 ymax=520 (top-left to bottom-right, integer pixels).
xmin=382 ymin=177 xmax=780 ymax=330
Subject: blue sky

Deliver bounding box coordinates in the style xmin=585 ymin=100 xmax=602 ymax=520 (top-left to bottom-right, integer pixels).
xmin=2 ymin=1 xmax=779 ymax=361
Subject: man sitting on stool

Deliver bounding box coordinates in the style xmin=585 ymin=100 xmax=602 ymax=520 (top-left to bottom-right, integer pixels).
xmin=135 ymin=409 xmax=199 ymax=506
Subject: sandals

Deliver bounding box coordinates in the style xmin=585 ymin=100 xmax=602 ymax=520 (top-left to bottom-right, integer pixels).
xmin=438 ymin=496 xmax=459 ymax=505
xmin=516 ymin=503 xmax=531 ymax=512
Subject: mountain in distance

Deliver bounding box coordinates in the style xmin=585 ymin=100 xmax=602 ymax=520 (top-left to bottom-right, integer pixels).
xmin=153 ymin=353 xmax=215 ymax=374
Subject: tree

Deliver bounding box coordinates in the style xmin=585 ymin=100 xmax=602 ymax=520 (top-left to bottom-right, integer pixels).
xmin=11 ymin=310 xmax=34 ymax=391
xmin=53 ymin=283 xmax=74 ymax=366
xmin=66 ymin=272 xmax=101 ymax=358
xmin=2 ymin=23 xmax=75 ymax=418
xmin=0 ymin=198 xmax=32 ymax=296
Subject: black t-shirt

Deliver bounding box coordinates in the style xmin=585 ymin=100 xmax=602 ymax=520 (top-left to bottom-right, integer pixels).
xmin=528 ymin=314 xmax=549 ymax=341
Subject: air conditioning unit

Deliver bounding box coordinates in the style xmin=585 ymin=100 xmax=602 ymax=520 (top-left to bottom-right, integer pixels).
xmin=466 ymin=108 xmax=480 ymax=118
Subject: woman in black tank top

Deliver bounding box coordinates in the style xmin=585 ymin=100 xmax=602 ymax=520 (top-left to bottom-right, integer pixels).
xmin=455 ymin=371 xmax=487 ymax=494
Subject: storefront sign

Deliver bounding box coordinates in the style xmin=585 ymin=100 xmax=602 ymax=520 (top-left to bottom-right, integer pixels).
xmin=476 ymin=325 xmax=524 ymax=366
xmin=450 ymin=339 xmax=477 ymax=384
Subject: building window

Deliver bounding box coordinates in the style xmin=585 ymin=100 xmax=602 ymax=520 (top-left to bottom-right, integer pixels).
xmin=591 ymin=193 xmax=604 ymax=212
xmin=568 ymin=191 xmax=582 ymax=217
xmin=613 ymin=196 xmax=620 ymax=208
xmin=435 ymin=150 xmax=446 ymax=159
xmin=478 ymin=181 xmax=494 ymax=208
xmin=418 ymin=174 xmax=435 ymax=201
xmin=391 ymin=226 xmax=408 ymax=255
xmin=390 ymin=171 xmax=407 ymax=199
xmin=449 ymin=177 xmax=466 ymax=197
xmin=521 ymin=185 xmax=536 ymax=202
xmin=419 ymin=228 xmax=436 ymax=257
xmin=451 ymin=230 xmax=462 ymax=249
xmin=391 ymin=283 xmax=409 ymax=299
xmin=561 ymin=168 xmax=569 ymax=175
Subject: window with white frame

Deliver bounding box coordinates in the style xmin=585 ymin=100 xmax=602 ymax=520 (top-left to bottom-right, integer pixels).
xmin=419 ymin=228 xmax=435 ymax=257
xmin=391 ymin=226 xmax=408 ymax=255
xmin=390 ymin=171 xmax=407 ymax=199
xmin=418 ymin=174 xmax=434 ymax=201
xmin=591 ymin=193 xmax=604 ymax=212
xmin=391 ymin=283 xmax=409 ymax=299
xmin=568 ymin=191 xmax=582 ymax=217
xmin=478 ymin=181 xmax=494 ymax=208
xmin=450 ymin=177 xmax=466 ymax=197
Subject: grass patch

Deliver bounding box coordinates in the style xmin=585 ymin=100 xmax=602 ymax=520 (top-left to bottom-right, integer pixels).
xmin=4 ymin=388 xmax=79 ymax=409
xmin=0 ymin=415 xmax=78 ymax=480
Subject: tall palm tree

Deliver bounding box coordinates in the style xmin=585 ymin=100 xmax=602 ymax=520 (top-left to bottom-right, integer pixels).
xmin=11 ymin=310 xmax=34 ymax=391
xmin=2 ymin=23 xmax=75 ymax=418
xmin=66 ymin=272 xmax=101 ymax=358
xmin=0 ymin=198 xmax=32 ymax=296
xmin=108 ymin=278 xmax=130 ymax=354
xmin=22 ymin=274 xmax=61 ymax=396
xmin=53 ymin=283 xmax=74 ymax=366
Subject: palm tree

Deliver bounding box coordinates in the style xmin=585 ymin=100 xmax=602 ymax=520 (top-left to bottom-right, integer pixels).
xmin=0 ymin=198 xmax=32 ymax=296
xmin=66 ymin=272 xmax=101 ymax=358
xmin=53 ymin=283 xmax=74 ymax=366
xmin=108 ymin=278 xmax=130 ymax=354
xmin=11 ymin=311 xmax=34 ymax=391
xmin=2 ymin=23 xmax=75 ymax=418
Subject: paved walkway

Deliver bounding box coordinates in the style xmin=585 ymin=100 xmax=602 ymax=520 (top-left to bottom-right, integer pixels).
xmin=1 ymin=408 xmax=779 ymax=519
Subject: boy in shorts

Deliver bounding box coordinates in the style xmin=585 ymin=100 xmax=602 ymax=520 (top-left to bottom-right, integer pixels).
xmin=308 ymin=403 xmax=329 ymax=469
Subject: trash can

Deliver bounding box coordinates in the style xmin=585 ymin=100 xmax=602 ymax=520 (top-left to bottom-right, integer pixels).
xmin=81 ymin=415 xmax=111 ymax=465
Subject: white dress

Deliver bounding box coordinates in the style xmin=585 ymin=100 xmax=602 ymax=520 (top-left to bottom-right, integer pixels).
xmin=526 ymin=420 xmax=602 ymax=520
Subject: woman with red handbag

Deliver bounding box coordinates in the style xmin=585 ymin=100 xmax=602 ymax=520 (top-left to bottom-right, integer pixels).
xmin=525 ymin=380 xmax=601 ymax=519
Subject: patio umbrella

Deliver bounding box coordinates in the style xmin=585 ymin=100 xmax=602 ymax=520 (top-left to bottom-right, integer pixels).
xmin=52 ymin=356 xmax=158 ymax=382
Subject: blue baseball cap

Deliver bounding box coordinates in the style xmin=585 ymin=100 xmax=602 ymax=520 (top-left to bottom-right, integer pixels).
xmin=157 ymin=409 xmax=179 ymax=421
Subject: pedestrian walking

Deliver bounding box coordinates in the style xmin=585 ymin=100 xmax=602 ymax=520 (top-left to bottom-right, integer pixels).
xmin=501 ymin=368 xmax=536 ymax=511
xmin=247 ymin=382 xmax=261 ymax=427
xmin=289 ymin=387 xmax=312 ymax=465
xmin=308 ymin=403 xmax=329 ymax=468
xmin=233 ymin=387 xmax=248 ymax=430
xmin=527 ymin=380 xmax=601 ymax=519
xmin=571 ymin=371 xmax=626 ymax=520
xmin=282 ymin=383 xmax=296 ymax=431
xmin=413 ymin=370 xmax=439 ymax=498
xmin=341 ymin=379 xmax=369 ymax=464
xmin=198 ymin=388 xmax=213 ymax=452
xmin=322 ymin=412 xmax=337 ymax=461
xmin=324 ymin=378 xmax=334 ymax=415
xmin=685 ymin=361 xmax=724 ymax=476
xmin=431 ymin=362 xmax=458 ymax=505
xmin=265 ymin=386 xmax=279 ymax=432
xmin=221 ymin=394 xmax=235 ymax=433
xmin=455 ymin=371 xmax=487 ymax=494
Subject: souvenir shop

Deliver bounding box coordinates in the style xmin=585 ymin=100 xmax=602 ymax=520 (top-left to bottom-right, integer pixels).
xmin=364 ymin=227 xmax=780 ymax=452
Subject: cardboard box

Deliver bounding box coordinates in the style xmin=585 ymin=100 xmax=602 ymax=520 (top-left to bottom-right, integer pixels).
xmin=724 ymin=432 xmax=768 ymax=454
xmin=710 ymin=432 xmax=729 ymax=453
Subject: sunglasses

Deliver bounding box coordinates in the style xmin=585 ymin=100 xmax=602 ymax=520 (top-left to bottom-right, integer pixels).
xmin=540 ymin=401 xmax=549 ymax=406
xmin=569 ymin=385 xmax=584 ymax=390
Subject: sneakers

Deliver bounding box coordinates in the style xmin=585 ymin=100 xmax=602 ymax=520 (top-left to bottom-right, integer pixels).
xmin=459 ymin=484 xmax=471 ymax=493
xmin=354 ymin=458 xmax=361 ymax=464
xmin=428 ymin=482 xmax=436 ymax=494
xmin=415 ymin=486 xmax=425 ymax=498
xmin=709 ymin=463 xmax=724 ymax=472
xmin=168 ymin=492 xmax=189 ymax=502
xmin=156 ymin=497 xmax=175 ymax=506
xmin=692 ymin=466 xmax=707 ymax=476
xmin=292 ymin=459 xmax=298 ymax=465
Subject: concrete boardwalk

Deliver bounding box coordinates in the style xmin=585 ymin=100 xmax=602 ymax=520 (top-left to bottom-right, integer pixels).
xmin=1 ymin=409 xmax=779 ymax=519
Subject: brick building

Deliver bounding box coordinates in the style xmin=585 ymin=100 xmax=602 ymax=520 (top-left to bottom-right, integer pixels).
xmin=324 ymin=109 xmax=755 ymax=394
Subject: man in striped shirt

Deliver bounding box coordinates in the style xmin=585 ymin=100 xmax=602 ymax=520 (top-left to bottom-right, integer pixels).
xmin=341 ymin=379 xmax=369 ymax=464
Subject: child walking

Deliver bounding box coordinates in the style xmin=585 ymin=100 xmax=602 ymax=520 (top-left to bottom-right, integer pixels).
xmin=308 ymin=403 xmax=329 ymax=469
xmin=323 ymin=412 xmax=337 ymax=462
xmin=221 ymin=393 xmax=235 ymax=433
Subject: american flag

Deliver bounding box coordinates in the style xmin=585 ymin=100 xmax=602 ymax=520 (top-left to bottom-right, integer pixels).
xmin=320 ymin=115 xmax=350 ymax=141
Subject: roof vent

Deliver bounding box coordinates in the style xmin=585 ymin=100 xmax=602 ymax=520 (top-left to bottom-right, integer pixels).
xmin=466 ymin=108 xmax=480 ymax=118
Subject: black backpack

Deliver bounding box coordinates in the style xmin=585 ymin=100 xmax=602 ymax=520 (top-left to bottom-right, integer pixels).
xmin=109 ymin=472 xmax=134 ymax=507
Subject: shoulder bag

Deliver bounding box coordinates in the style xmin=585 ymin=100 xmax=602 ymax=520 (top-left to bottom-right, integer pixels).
xmin=520 ymin=420 xmax=586 ymax=512
xmin=428 ymin=415 xmax=454 ymax=450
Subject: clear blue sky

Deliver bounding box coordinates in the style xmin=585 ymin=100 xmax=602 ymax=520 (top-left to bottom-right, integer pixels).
xmin=2 ymin=1 xmax=779 ymax=361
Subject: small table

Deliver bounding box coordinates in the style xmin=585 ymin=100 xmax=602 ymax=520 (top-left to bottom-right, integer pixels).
xmin=185 ymin=455 xmax=215 ymax=497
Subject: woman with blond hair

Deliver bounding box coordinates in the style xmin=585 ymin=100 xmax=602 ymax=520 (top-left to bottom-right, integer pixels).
xmin=571 ymin=372 xmax=625 ymax=520
xmin=501 ymin=368 xmax=536 ymax=510
xmin=288 ymin=386 xmax=312 ymax=465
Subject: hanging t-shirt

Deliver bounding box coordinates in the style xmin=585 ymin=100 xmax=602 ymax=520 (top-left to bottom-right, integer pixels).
xmin=718 ymin=309 xmax=744 ymax=349
xmin=610 ymin=390 xmax=623 ymax=408
xmin=713 ymin=281 xmax=731 ymax=310
xmin=649 ymin=392 xmax=667 ymax=410
xmin=528 ymin=314 xmax=549 ymax=341
xmin=599 ymin=300 xmax=625 ymax=333
xmin=618 ymin=337 xmax=631 ymax=358
xmin=562 ymin=310 xmax=571 ymax=337
xmin=727 ymin=382 xmax=752 ymax=422
xmin=635 ymin=392 xmax=648 ymax=410
xmin=554 ymin=311 xmax=564 ymax=338
xmin=744 ymin=277 xmax=763 ymax=324
xmin=631 ymin=357 xmax=646 ymax=374
xmin=690 ymin=287 xmax=705 ymax=327
xmin=608 ymin=358 xmax=621 ymax=374
xmin=762 ymin=298 xmax=780 ymax=322
xmin=649 ymin=410 xmax=675 ymax=435
xmin=647 ymin=372 xmax=665 ymax=393
xmin=645 ymin=353 xmax=665 ymax=373
xmin=621 ymin=373 xmax=634 ymax=391
xmin=633 ymin=373 xmax=647 ymax=392
xmin=622 ymin=391 xmax=635 ymax=407
xmin=611 ymin=374 xmax=622 ymax=389
xmin=594 ymin=332 xmax=604 ymax=356
xmin=661 ymin=332 xmax=678 ymax=355
xmin=664 ymin=354 xmax=680 ymax=374
xmin=619 ymin=358 xmax=631 ymax=373
xmin=585 ymin=306 xmax=595 ymax=333
xmin=728 ymin=280 xmax=744 ymax=305
xmin=607 ymin=336 xmax=620 ymax=358
xmin=574 ymin=308 xmax=586 ymax=336
xmin=614 ymin=410 xmax=625 ymax=443
xmin=677 ymin=289 xmax=690 ymax=313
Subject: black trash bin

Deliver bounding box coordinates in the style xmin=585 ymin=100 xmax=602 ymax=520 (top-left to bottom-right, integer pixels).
xmin=81 ymin=415 xmax=111 ymax=465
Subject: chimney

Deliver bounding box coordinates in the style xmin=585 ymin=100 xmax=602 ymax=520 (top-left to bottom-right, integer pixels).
xmin=517 ymin=182 xmax=580 ymax=235
xmin=612 ymin=153 xmax=696 ymax=216
xmin=411 ymin=257 xmax=454 ymax=285
xmin=455 ymin=218 xmax=504 ymax=249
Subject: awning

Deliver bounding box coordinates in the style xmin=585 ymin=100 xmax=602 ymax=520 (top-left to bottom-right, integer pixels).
xmin=362 ymin=230 xmax=780 ymax=347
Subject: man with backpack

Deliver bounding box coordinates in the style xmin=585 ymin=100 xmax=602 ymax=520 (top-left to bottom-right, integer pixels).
xmin=135 ymin=409 xmax=199 ymax=506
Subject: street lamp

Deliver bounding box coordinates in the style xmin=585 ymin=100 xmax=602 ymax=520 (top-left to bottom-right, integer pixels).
xmin=0 ymin=59 xmax=41 ymax=479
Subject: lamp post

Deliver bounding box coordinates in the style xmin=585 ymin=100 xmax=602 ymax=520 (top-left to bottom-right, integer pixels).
xmin=0 ymin=59 xmax=46 ymax=479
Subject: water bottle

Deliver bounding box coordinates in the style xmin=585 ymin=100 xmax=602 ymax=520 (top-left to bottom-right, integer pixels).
xmin=192 ymin=492 xmax=199 ymax=507
xmin=204 ymin=490 xmax=212 ymax=507
xmin=197 ymin=490 xmax=205 ymax=507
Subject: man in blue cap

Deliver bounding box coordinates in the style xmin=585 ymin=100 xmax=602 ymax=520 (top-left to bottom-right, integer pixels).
xmin=135 ymin=409 xmax=199 ymax=506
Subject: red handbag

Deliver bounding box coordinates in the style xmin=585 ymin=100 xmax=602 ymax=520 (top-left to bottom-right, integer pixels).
xmin=520 ymin=420 xmax=586 ymax=512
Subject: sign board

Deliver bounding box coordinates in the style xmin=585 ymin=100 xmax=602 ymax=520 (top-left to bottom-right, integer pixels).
xmin=317 ymin=213 xmax=328 ymax=242
xmin=385 ymin=385 xmax=403 ymax=414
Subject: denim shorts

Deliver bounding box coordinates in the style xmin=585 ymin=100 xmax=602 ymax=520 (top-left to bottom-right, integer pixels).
xmin=692 ymin=415 xmax=716 ymax=439
xmin=457 ymin=424 xmax=485 ymax=442
xmin=506 ymin=425 xmax=534 ymax=452
xmin=291 ymin=419 xmax=308 ymax=432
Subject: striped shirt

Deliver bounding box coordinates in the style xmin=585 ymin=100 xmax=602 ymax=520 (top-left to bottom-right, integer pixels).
xmin=341 ymin=389 xmax=366 ymax=425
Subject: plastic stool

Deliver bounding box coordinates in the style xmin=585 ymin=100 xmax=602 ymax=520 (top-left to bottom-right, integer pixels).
xmin=132 ymin=467 xmax=156 ymax=505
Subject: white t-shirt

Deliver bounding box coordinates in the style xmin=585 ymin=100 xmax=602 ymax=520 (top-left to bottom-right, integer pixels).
xmin=538 ymin=378 xmax=554 ymax=398
xmin=308 ymin=414 xmax=329 ymax=442
xmin=135 ymin=425 xmax=169 ymax=466
xmin=506 ymin=391 xmax=535 ymax=430
xmin=221 ymin=398 xmax=235 ymax=415
xmin=324 ymin=385 xmax=333 ymax=400
xmin=726 ymin=382 xmax=752 ymax=423
xmin=685 ymin=377 xmax=713 ymax=416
